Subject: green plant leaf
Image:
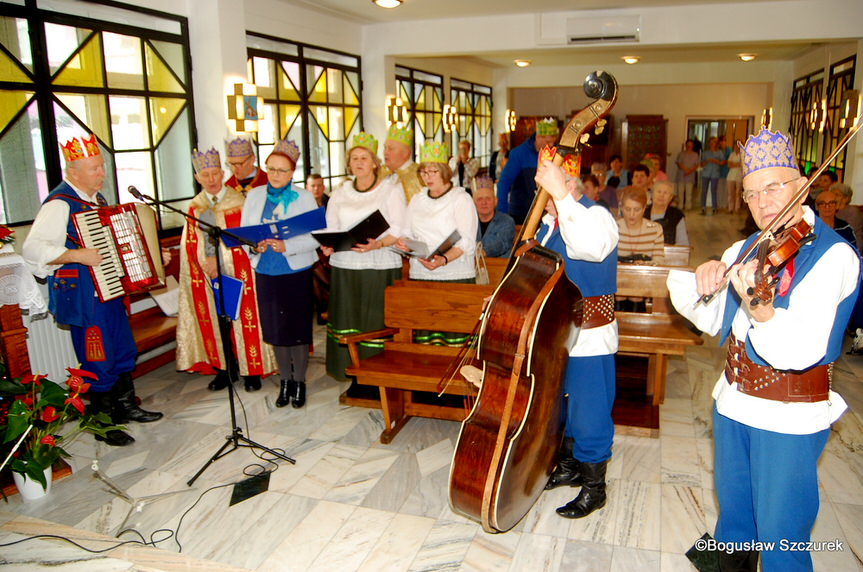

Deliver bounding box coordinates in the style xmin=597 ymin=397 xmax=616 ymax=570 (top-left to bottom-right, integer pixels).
xmin=4 ymin=401 xmax=32 ymax=443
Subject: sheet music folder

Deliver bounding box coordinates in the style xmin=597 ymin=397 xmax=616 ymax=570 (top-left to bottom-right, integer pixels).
xmin=394 ymin=230 xmax=461 ymax=260
xmin=312 ymin=210 xmax=390 ymax=251
xmin=222 ymin=207 xmax=327 ymax=248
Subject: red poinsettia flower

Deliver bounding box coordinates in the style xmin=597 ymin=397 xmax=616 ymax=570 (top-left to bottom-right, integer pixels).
xmin=21 ymin=396 xmax=33 ymax=407
xmin=64 ymin=396 xmax=85 ymax=415
xmin=40 ymin=435 xmax=56 ymax=447
xmin=67 ymin=376 xmax=91 ymax=394
xmin=42 ymin=406 xmax=61 ymax=422
xmin=67 ymin=368 xmax=98 ymax=380
xmin=21 ymin=374 xmax=44 ymax=387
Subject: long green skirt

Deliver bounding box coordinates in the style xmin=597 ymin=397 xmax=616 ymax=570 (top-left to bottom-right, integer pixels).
xmin=326 ymin=266 xmax=403 ymax=381
xmin=412 ymin=277 xmax=476 ymax=347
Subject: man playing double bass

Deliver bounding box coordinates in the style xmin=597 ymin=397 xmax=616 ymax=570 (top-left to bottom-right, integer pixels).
xmin=667 ymin=128 xmax=860 ymax=571
xmin=534 ymin=149 xmax=619 ymax=519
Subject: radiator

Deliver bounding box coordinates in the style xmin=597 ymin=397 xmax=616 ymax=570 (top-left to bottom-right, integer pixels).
xmin=24 ymin=313 xmax=77 ymax=383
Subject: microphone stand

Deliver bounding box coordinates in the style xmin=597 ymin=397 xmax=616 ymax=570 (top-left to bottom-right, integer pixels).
xmin=128 ymin=187 xmax=295 ymax=487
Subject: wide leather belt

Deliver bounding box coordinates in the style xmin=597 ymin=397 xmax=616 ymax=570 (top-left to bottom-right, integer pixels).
xmin=577 ymin=294 xmax=615 ymax=330
xmin=724 ymin=335 xmax=830 ymax=403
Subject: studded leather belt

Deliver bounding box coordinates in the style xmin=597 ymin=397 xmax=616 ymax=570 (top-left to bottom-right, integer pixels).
xmin=577 ymin=294 xmax=616 ymax=330
xmin=724 ymin=335 xmax=830 ymax=403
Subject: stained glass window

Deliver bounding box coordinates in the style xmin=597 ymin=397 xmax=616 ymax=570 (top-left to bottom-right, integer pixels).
xmin=450 ymin=79 xmax=493 ymax=169
xmin=396 ymin=66 xmax=444 ymax=158
xmin=247 ymin=33 xmax=362 ymax=193
xmin=0 ymin=2 xmax=195 ymax=227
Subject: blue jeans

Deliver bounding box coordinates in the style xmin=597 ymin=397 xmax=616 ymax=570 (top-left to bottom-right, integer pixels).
xmin=701 ymin=177 xmax=719 ymax=209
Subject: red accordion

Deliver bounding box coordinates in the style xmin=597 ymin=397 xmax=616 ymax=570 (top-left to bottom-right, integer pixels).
xmin=72 ymin=203 xmax=165 ymax=302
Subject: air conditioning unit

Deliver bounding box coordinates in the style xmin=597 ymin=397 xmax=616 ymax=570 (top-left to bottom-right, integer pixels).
xmin=566 ymin=15 xmax=640 ymax=44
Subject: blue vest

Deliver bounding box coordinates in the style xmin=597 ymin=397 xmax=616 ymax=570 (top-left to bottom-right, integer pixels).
xmin=537 ymin=196 xmax=618 ymax=297
xmin=720 ymin=215 xmax=860 ymax=367
xmin=44 ymin=183 xmax=105 ymax=327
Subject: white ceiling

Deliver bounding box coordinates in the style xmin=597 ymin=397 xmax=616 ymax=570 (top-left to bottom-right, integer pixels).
xmin=277 ymin=0 xmax=837 ymax=68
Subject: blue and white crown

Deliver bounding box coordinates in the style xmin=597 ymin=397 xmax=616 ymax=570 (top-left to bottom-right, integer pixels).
xmin=192 ymin=147 xmax=221 ymax=173
xmin=272 ymin=139 xmax=301 ymax=164
xmin=740 ymin=128 xmax=798 ymax=178
xmin=225 ymin=135 xmax=253 ymax=158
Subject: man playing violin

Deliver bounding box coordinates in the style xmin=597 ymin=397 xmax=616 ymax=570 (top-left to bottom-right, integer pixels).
xmin=667 ymin=128 xmax=860 ymax=571
xmin=534 ymin=149 xmax=619 ymax=520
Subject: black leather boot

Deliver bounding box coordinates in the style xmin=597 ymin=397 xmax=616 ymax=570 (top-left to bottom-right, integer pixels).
xmin=556 ymin=460 xmax=607 ymax=519
xmin=89 ymin=390 xmax=135 ymax=447
xmin=291 ymin=380 xmax=306 ymax=409
xmin=545 ymin=456 xmax=583 ymax=490
xmin=244 ymin=375 xmax=262 ymax=392
xmin=718 ymin=549 xmax=759 ymax=572
xmin=208 ymin=369 xmax=230 ymax=391
xmin=113 ymin=373 xmax=163 ymax=423
xmin=276 ymin=379 xmax=293 ymax=408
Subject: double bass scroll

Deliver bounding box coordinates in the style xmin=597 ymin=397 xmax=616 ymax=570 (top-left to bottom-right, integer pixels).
xmin=448 ymin=71 xmax=619 ymax=533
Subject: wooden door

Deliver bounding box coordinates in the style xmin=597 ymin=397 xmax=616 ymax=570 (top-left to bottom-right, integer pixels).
xmin=622 ymin=115 xmax=668 ymax=172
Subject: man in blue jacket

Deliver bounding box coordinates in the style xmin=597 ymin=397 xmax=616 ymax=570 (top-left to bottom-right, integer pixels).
xmin=496 ymin=118 xmax=560 ymax=224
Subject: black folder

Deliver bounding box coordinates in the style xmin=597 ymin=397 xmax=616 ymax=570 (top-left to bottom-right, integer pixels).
xmin=312 ymin=210 xmax=390 ymax=252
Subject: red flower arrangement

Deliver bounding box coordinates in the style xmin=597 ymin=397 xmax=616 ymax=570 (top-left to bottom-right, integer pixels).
xmin=0 ymin=367 xmax=123 ymax=491
xmin=0 ymin=225 xmax=14 ymax=245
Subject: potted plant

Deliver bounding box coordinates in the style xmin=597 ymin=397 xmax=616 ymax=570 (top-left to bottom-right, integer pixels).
xmin=0 ymin=367 xmax=124 ymax=498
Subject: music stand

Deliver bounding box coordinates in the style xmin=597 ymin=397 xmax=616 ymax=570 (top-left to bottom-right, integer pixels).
xmin=128 ymin=187 xmax=295 ymax=487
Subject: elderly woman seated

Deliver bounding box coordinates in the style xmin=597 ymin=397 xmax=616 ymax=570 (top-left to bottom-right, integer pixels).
xmin=644 ymin=180 xmax=689 ymax=245
xmin=616 ymin=186 xmax=664 ymax=312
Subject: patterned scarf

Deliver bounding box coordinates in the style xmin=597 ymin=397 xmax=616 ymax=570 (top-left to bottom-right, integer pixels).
xmin=266 ymin=181 xmax=298 ymax=218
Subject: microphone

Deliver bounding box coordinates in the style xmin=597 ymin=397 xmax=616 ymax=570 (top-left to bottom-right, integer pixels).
xmin=128 ymin=186 xmax=145 ymax=201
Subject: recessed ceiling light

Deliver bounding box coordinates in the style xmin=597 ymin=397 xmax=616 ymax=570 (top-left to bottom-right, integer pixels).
xmin=622 ymin=56 xmax=640 ymax=65
xmin=738 ymin=53 xmax=757 ymax=62
xmin=372 ymin=0 xmax=402 ymax=7
xmin=514 ymin=59 xmax=532 ymax=68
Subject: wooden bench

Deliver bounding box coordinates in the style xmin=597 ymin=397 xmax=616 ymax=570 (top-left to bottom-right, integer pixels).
xmin=129 ymin=237 xmax=179 ymax=378
xmin=341 ymin=280 xmax=494 ymax=443
xmin=616 ymin=263 xmax=703 ymax=405
xmin=663 ymin=244 xmax=691 ymax=266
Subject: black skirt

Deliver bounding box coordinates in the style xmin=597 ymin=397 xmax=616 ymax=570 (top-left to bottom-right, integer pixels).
xmin=255 ymin=269 xmax=314 ymax=346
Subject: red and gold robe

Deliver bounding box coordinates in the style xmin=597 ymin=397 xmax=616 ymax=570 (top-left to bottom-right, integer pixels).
xmin=226 ymin=169 xmax=268 ymax=195
xmin=176 ymin=188 xmax=276 ymax=377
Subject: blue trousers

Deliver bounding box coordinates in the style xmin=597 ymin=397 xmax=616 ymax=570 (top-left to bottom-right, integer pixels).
xmin=713 ymin=407 xmax=830 ymax=571
xmin=69 ymin=297 xmax=137 ymax=392
xmin=563 ymin=354 xmax=616 ymax=463
xmin=701 ymin=177 xmax=719 ymax=209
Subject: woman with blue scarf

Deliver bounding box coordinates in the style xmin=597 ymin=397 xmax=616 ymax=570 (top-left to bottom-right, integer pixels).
xmin=242 ymin=139 xmax=319 ymax=408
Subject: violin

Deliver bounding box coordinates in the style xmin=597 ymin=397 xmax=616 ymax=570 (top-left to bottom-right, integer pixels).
xmin=698 ymin=117 xmax=862 ymax=307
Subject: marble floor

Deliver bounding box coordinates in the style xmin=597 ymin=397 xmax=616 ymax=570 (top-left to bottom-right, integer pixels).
xmin=1 ymin=210 xmax=862 ymax=571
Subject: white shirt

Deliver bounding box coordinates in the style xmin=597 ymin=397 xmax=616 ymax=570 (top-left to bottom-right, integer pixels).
xmin=406 ymin=186 xmax=478 ymax=281
xmin=539 ymin=194 xmax=620 ymax=357
xmin=325 ymin=177 xmax=408 ymax=270
xmin=22 ymin=183 xmax=97 ymax=278
xmin=666 ymin=208 xmax=859 ymax=434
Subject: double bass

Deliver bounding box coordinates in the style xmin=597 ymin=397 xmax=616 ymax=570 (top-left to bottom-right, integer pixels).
xmin=448 ymin=71 xmax=618 ymax=533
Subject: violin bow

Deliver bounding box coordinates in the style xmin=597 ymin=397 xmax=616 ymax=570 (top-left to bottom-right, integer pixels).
xmin=697 ymin=115 xmax=863 ymax=306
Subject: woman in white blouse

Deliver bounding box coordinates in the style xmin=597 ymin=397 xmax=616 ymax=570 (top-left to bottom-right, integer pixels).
xmin=321 ymin=133 xmax=408 ymax=382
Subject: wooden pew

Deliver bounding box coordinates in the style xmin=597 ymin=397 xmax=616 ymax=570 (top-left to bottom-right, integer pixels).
xmin=616 ymin=263 xmax=703 ymax=405
xmin=129 ymin=237 xmax=179 ymax=378
xmin=341 ymin=280 xmax=494 ymax=443
xmin=663 ymin=244 xmax=691 ymax=266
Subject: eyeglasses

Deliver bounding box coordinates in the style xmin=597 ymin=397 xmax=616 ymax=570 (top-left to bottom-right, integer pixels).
xmin=419 ymin=169 xmax=439 ymax=176
xmin=266 ymin=167 xmax=292 ymax=175
xmin=742 ymin=177 xmax=800 ymax=204
xmin=227 ymin=157 xmax=250 ymax=168
xmin=815 ymin=200 xmax=837 ymax=208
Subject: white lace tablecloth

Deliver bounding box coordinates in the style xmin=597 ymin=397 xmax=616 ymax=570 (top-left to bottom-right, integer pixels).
xmin=0 ymin=251 xmax=47 ymax=315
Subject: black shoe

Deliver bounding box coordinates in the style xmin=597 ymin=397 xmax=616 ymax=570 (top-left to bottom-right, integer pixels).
xmin=244 ymin=376 xmax=262 ymax=392
xmin=95 ymin=429 xmax=135 ymax=447
xmin=556 ymin=461 xmax=607 ymax=519
xmin=291 ymin=381 xmax=306 ymax=409
xmin=113 ymin=373 xmax=163 ymax=423
xmin=276 ymin=379 xmax=293 ymax=408
xmin=208 ymin=370 xmax=230 ymax=391
xmin=545 ymin=457 xmax=583 ymax=490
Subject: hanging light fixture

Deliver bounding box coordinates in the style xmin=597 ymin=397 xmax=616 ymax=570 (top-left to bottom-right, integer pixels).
xmin=372 ymin=0 xmax=402 ymax=8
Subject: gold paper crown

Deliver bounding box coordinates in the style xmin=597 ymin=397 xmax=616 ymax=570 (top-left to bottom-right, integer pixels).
xmin=562 ymin=153 xmax=581 ymax=177
xmin=272 ymin=139 xmax=300 ymax=164
xmin=473 ymin=175 xmax=494 ymax=193
xmin=61 ymin=134 xmax=101 ymax=162
xmin=536 ymin=118 xmax=559 ymax=137
xmin=351 ymin=132 xmax=379 ymax=155
xmin=226 ymin=136 xmax=253 ymax=158
xmin=386 ymin=125 xmax=413 ymax=148
xmin=740 ymin=128 xmax=798 ymax=178
xmin=420 ymin=141 xmax=449 ymax=164
xmin=539 ymin=145 xmax=557 ymax=164
xmin=192 ymin=147 xmax=222 ymax=173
